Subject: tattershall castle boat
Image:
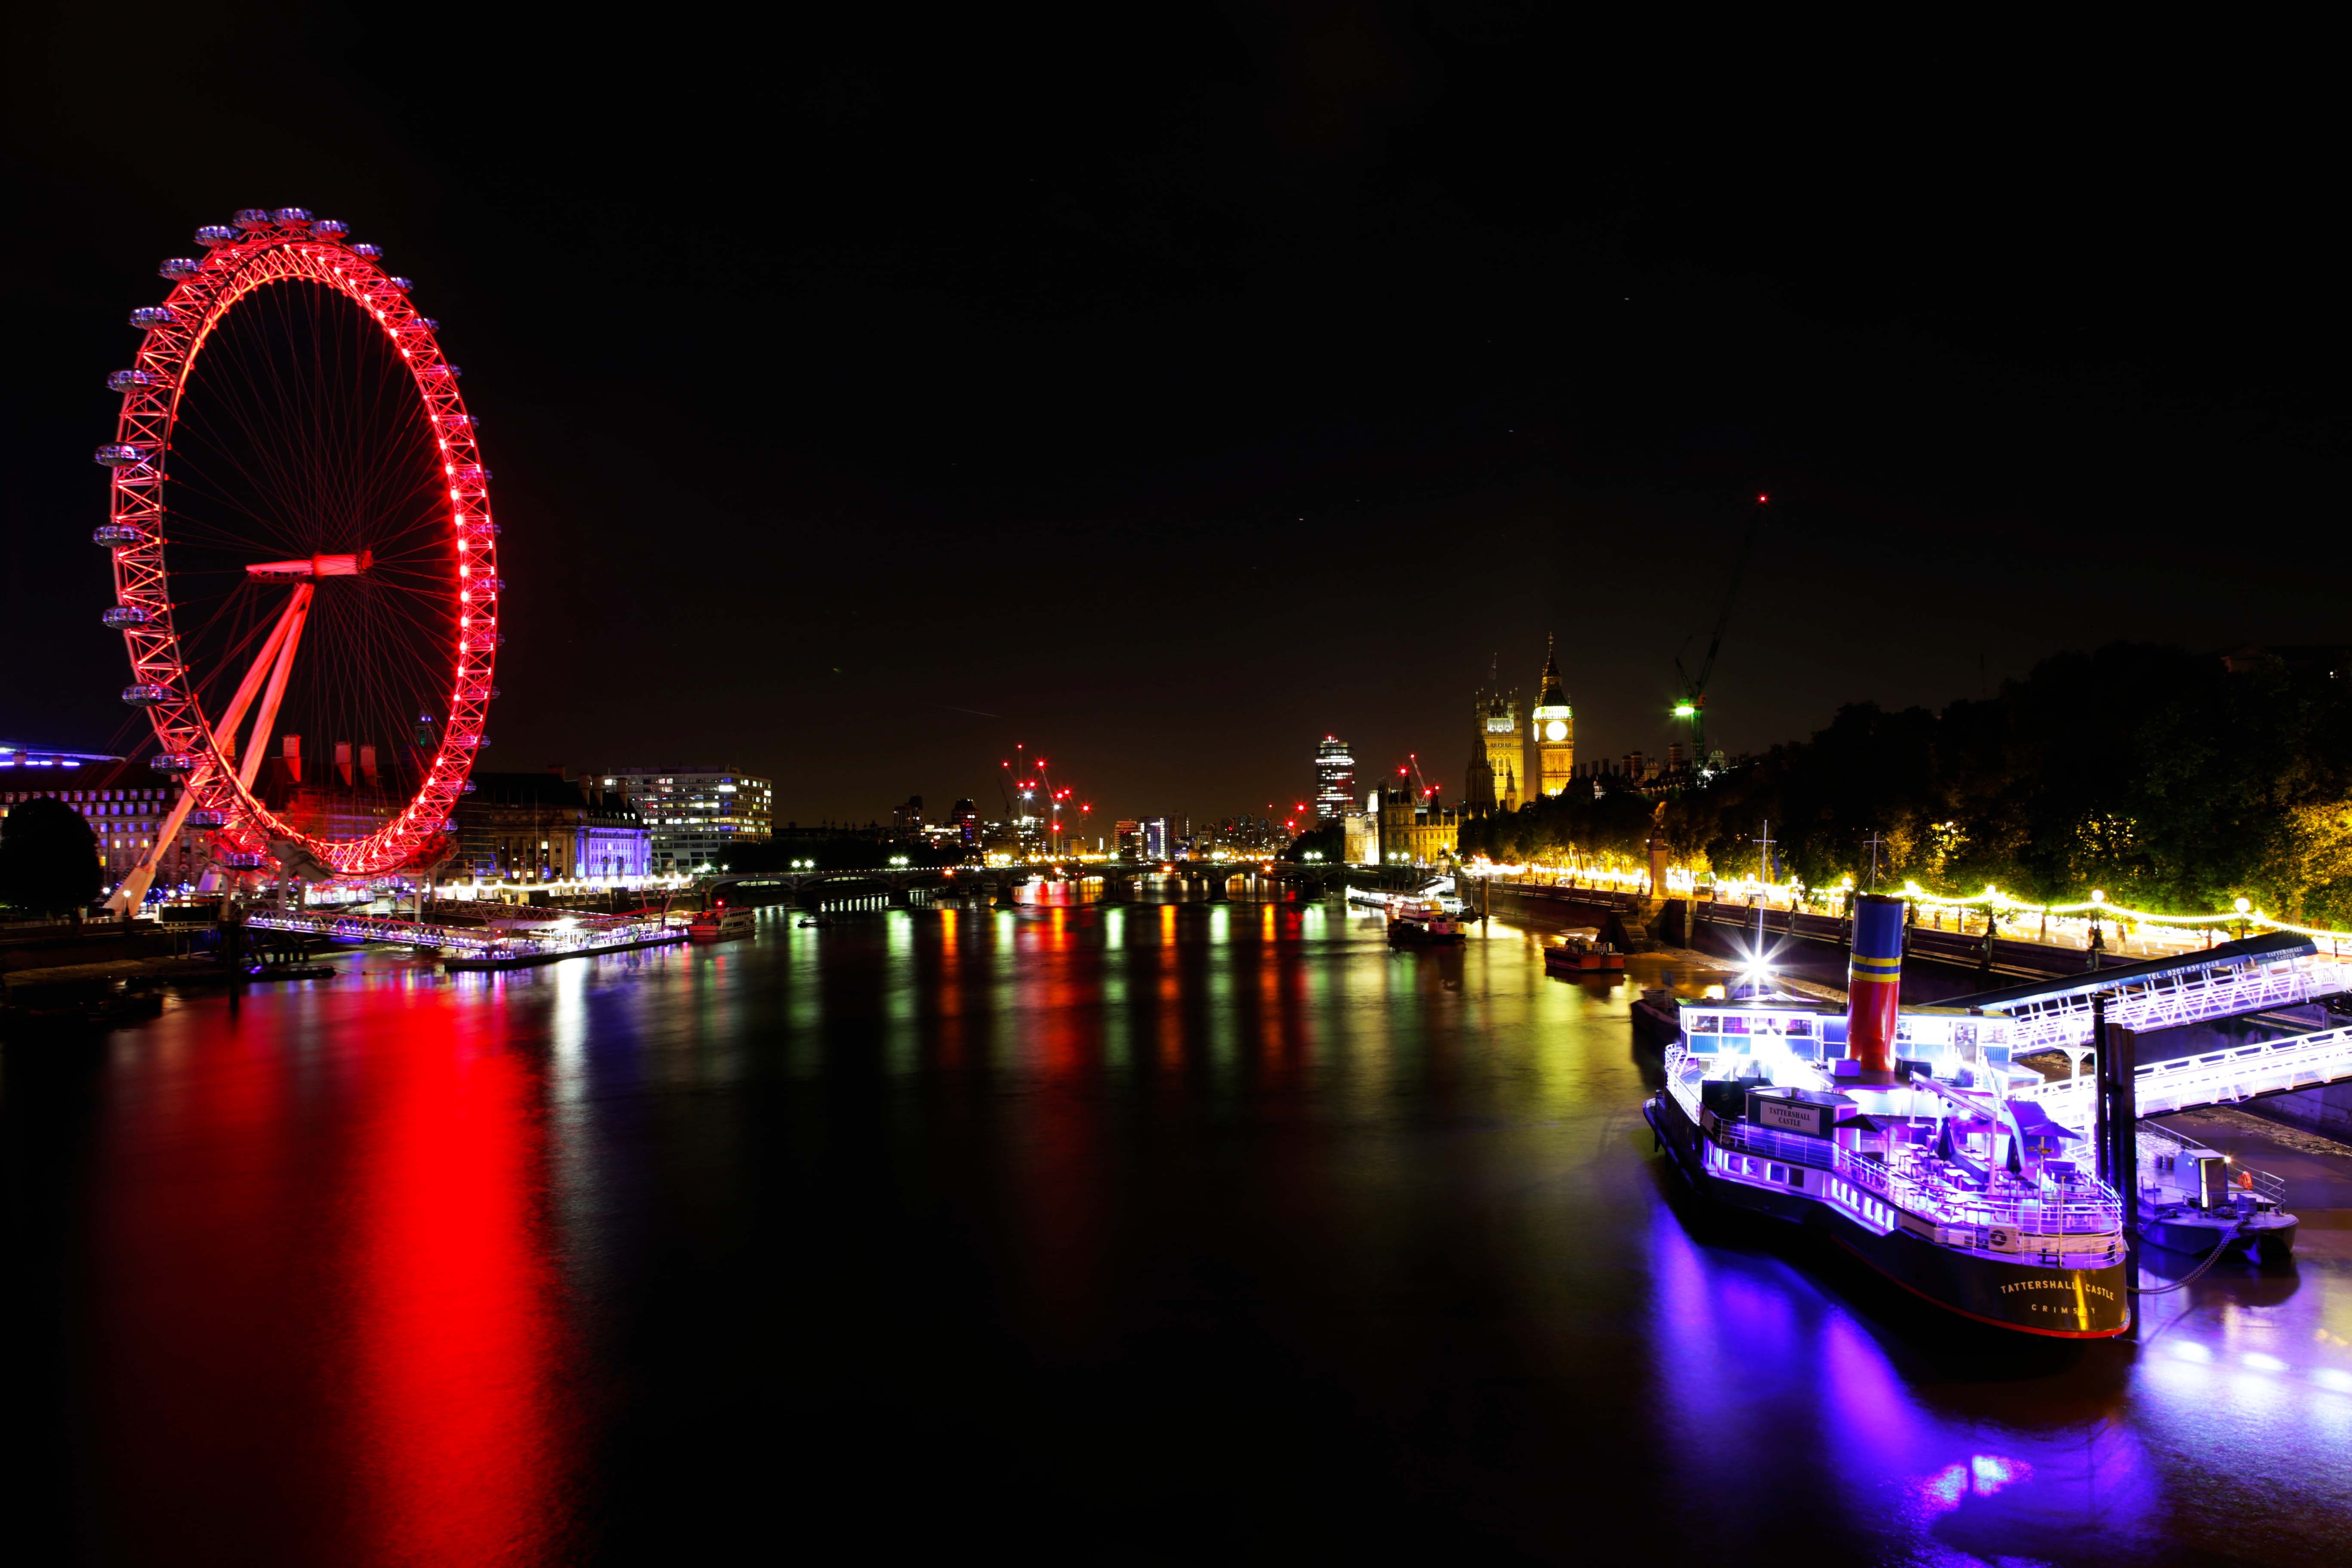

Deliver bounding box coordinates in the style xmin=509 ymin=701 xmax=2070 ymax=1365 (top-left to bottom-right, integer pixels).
xmin=1644 ymin=894 xmax=2131 ymax=1337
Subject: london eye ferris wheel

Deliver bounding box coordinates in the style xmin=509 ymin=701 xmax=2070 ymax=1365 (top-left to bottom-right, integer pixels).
xmin=95 ymin=208 xmax=499 ymax=905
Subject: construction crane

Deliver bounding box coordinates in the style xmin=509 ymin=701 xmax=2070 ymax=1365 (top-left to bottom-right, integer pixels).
xmin=995 ymin=743 xmax=1089 ymax=860
xmin=1394 ymin=753 xmax=1437 ymax=804
xmin=1673 ymin=494 xmax=1769 ymax=767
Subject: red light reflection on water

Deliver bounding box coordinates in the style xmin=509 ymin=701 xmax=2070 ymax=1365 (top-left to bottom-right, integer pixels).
xmin=85 ymin=990 xmax=572 ymax=1565
xmin=349 ymin=1004 xmax=570 ymax=1565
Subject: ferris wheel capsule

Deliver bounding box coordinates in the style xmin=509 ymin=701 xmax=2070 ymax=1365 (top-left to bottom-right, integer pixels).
xmin=150 ymin=753 xmax=202 ymax=774
xmin=129 ymin=305 xmax=178 ymax=331
xmin=351 ymin=243 xmax=382 ymax=259
xmin=403 ymin=317 xmax=439 ymax=332
xmin=233 ymin=208 xmax=272 ymax=230
xmin=121 ymin=684 xmax=173 ymax=707
xmin=311 ymin=219 xmax=348 ymax=239
xmin=194 ymin=225 xmax=238 ymax=247
xmin=102 ymin=606 xmax=157 ymax=628
xmin=94 ymin=524 xmax=150 ymax=545
xmin=272 ymin=208 xmax=312 ymax=226
xmin=95 ymin=442 xmax=155 ymax=467
xmin=107 ymin=369 xmax=166 ymax=393
xmin=387 ymin=276 xmax=414 ymax=291
xmin=158 ymin=257 xmax=201 ymax=280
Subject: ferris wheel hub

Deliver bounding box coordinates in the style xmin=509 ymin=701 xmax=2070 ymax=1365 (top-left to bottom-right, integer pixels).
xmin=245 ymin=550 xmax=373 ymax=580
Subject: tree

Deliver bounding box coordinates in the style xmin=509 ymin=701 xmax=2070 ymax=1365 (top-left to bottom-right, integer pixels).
xmin=1283 ymin=823 xmax=1344 ymax=862
xmin=0 ymin=797 xmax=103 ymax=915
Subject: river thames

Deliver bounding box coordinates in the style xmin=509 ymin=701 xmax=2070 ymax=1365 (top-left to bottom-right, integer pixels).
xmin=7 ymin=899 xmax=2349 ymax=1565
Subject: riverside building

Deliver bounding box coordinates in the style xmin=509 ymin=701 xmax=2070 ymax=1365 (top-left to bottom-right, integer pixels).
xmin=1465 ymin=671 xmax=1523 ymax=813
xmin=1379 ymin=787 xmax=1461 ymax=867
xmin=0 ymin=744 xmax=214 ymax=896
xmin=1314 ymin=735 xmax=1356 ymax=824
xmin=457 ymin=772 xmax=652 ymax=887
xmin=601 ymin=766 xmax=773 ymax=875
xmin=1532 ymin=639 xmax=1575 ymax=796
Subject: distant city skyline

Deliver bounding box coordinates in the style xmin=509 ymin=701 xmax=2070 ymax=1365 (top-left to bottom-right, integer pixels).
xmin=5 ymin=15 xmax=2339 ymax=839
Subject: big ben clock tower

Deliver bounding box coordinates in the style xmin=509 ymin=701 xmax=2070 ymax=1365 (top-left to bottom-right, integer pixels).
xmin=1531 ymin=638 xmax=1574 ymax=796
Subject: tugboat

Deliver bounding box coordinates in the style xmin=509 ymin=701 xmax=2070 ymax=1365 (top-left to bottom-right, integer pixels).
xmin=689 ymin=903 xmax=756 ymax=943
xmin=1544 ymin=929 xmax=1626 ymax=975
xmin=1644 ymin=893 xmax=2131 ymax=1337
xmin=1388 ymin=896 xmax=1467 ymax=946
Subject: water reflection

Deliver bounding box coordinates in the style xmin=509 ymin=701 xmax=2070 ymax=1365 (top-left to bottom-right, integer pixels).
xmin=11 ymin=906 xmax=2350 ymax=1563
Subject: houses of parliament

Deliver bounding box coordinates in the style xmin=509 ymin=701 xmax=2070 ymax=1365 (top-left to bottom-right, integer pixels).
xmin=1465 ymin=641 xmax=1574 ymax=812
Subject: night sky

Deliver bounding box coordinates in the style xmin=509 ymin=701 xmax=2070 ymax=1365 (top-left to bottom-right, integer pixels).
xmin=5 ymin=9 xmax=2343 ymax=830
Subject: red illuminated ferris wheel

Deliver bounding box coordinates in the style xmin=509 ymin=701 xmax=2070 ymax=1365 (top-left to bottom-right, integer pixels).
xmin=97 ymin=208 xmax=499 ymax=903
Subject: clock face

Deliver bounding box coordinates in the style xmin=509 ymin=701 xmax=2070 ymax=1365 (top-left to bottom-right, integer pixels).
xmin=1544 ymin=720 xmax=1567 ymax=742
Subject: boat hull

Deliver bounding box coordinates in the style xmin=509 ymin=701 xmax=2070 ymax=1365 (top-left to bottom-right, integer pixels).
xmin=1646 ymin=1090 xmax=2130 ymax=1338
xmin=2141 ymin=1210 xmax=2298 ymax=1263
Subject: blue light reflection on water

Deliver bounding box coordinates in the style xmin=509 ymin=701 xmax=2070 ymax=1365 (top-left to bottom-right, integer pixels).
xmin=13 ymin=901 xmax=2352 ymax=1564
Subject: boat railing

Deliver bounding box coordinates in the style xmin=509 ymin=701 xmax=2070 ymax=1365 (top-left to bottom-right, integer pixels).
xmin=1668 ymin=1048 xmax=2125 ymax=1235
xmin=245 ymin=906 xmax=684 ymax=957
xmin=2134 ymin=1120 xmax=2287 ymax=1206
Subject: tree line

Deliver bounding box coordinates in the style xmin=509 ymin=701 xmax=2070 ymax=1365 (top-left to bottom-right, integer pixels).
xmin=1458 ymin=643 xmax=2352 ymax=925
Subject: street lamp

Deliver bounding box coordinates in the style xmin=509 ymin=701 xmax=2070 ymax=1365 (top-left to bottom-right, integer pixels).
xmin=2234 ymin=894 xmax=2251 ymax=940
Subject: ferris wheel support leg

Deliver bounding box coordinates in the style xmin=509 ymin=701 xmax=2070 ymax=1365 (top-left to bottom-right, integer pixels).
xmin=210 ymin=586 xmax=309 ymax=769
xmin=238 ymin=585 xmax=312 ymax=794
xmin=109 ymin=588 xmax=316 ymax=914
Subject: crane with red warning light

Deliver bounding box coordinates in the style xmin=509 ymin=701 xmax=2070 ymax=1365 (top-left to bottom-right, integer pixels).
xmin=996 ymin=741 xmax=1093 ymax=860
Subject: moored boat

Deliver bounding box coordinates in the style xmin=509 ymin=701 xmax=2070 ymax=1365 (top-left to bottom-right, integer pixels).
xmin=1544 ymin=929 xmax=1625 ymax=974
xmin=2135 ymin=1122 xmax=2297 ymax=1262
xmin=1643 ymin=893 xmax=2131 ymax=1337
xmin=689 ymin=904 xmax=756 ymax=943
xmin=1388 ymin=897 xmax=1467 ymax=946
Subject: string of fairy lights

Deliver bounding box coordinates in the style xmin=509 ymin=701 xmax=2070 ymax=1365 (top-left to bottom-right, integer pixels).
xmin=1886 ymin=882 xmax=2352 ymax=943
xmin=1467 ymin=858 xmax=2352 ymax=946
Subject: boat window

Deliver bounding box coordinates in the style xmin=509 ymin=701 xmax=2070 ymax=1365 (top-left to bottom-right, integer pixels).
xmin=1722 ymin=1016 xmax=1750 ymax=1035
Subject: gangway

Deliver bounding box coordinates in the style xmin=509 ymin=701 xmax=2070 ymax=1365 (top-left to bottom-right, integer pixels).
xmin=1945 ymin=933 xmax=2345 ymax=1053
xmin=2014 ymin=1023 xmax=2352 ymax=1129
xmin=245 ymin=907 xmax=686 ymax=965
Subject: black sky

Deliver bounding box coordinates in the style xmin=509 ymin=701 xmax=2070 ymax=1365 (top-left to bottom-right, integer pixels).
xmin=5 ymin=6 xmax=2345 ymax=830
